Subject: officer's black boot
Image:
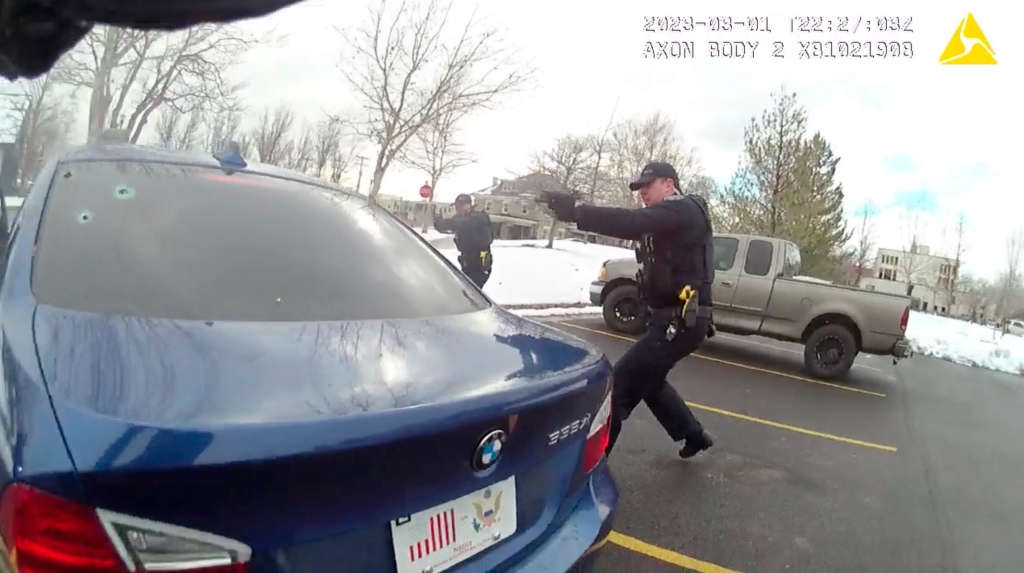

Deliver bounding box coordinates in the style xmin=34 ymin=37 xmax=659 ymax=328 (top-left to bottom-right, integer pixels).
xmin=678 ymin=430 xmax=714 ymax=459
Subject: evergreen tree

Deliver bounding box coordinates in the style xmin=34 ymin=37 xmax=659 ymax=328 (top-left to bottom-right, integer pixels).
xmin=788 ymin=133 xmax=852 ymax=276
xmin=718 ymin=89 xmax=850 ymax=278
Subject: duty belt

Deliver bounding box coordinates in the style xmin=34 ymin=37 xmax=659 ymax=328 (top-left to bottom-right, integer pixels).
xmin=652 ymin=286 xmax=712 ymax=341
xmin=650 ymin=306 xmax=712 ymax=319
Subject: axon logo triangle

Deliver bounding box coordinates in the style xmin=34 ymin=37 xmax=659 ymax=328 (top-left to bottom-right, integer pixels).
xmin=939 ymin=13 xmax=997 ymax=65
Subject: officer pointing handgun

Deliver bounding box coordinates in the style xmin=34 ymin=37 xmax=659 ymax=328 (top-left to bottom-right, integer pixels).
xmin=538 ymin=161 xmax=715 ymax=459
xmin=434 ymin=193 xmax=495 ymax=289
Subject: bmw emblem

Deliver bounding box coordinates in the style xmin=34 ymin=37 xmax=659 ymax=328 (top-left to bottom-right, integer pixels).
xmin=472 ymin=429 xmax=507 ymax=472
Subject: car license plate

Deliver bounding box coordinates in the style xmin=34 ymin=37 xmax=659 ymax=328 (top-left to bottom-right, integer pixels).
xmin=390 ymin=476 xmax=518 ymax=573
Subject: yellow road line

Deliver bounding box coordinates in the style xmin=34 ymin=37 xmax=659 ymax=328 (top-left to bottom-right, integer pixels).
xmin=552 ymin=322 xmax=898 ymax=453
xmin=717 ymin=333 xmax=883 ymax=373
xmin=688 ymin=402 xmax=897 ymax=452
xmin=554 ymin=322 xmax=886 ymax=398
xmin=609 ymin=531 xmax=742 ymax=573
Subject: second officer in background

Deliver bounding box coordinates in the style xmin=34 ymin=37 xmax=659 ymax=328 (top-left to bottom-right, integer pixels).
xmin=433 ymin=193 xmax=495 ymax=289
xmin=538 ymin=161 xmax=715 ymax=459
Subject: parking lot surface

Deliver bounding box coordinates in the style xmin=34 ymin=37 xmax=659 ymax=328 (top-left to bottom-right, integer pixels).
xmin=542 ymin=317 xmax=1024 ymax=573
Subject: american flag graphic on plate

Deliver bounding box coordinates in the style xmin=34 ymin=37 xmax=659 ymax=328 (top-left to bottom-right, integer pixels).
xmin=390 ymin=476 xmax=518 ymax=573
xmin=407 ymin=508 xmax=457 ymax=563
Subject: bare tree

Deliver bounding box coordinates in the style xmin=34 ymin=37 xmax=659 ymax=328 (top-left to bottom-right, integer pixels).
xmin=339 ymin=0 xmax=532 ymax=204
xmin=249 ymin=104 xmax=296 ymax=165
xmin=304 ymin=117 xmax=362 ymax=185
xmin=1 ymin=72 xmax=74 ymax=189
xmin=235 ymin=134 xmax=256 ymax=159
xmin=606 ymin=112 xmax=700 ymax=207
xmin=897 ymin=205 xmax=929 ymax=296
xmin=943 ymin=212 xmax=967 ymax=310
xmin=284 ymin=126 xmax=315 ymax=174
xmin=584 ymin=103 xmax=618 ymax=203
xmin=154 ymin=107 xmax=203 ymax=151
xmin=532 ymin=135 xmax=594 ymax=248
xmin=58 ymin=24 xmax=256 ymax=143
xmin=329 ymin=147 xmax=355 ymax=184
xmin=998 ymin=228 xmax=1024 ymax=322
xmin=402 ymin=102 xmax=475 ymax=231
xmin=957 ymin=273 xmax=988 ymax=322
xmin=311 ymin=118 xmax=343 ymax=179
xmin=1007 ymin=228 xmax=1023 ymax=288
xmin=852 ymin=203 xmax=876 ymax=285
xmin=203 ymin=105 xmax=244 ymax=153
xmin=683 ymin=175 xmax=717 ymax=198
xmin=564 ymin=105 xmax=621 ymax=243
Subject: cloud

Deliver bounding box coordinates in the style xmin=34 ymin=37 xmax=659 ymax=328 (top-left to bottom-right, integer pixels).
xmin=890 ymin=189 xmax=940 ymax=213
xmin=882 ymin=155 xmax=919 ymax=174
xmin=948 ymin=162 xmax=993 ymax=182
xmin=849 ymin=200 xmax=883 ymax=218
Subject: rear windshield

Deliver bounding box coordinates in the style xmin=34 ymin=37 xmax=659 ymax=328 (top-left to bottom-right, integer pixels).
xmin=32 ymin=160 xmax=488 ymax=321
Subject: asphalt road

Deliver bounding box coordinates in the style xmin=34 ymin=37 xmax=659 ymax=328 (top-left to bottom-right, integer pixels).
xmin=541 ymin=317 xmax=1024 ymax=573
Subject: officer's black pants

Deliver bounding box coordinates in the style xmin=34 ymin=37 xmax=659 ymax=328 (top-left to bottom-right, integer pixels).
xmin=463 ymin=265 xmax=490 ymax=288
xmin=605 ymin=313 xmax=708 ymax=455
xmin=459 ymin=251 xmax=492 ymax=289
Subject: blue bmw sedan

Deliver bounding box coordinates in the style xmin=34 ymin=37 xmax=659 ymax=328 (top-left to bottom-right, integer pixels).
xmin=0 ymin=143 xmax=617 ymax=572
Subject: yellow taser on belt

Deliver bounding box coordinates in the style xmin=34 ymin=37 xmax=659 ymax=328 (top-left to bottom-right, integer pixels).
xmin=678 ymin=286 xmax=695 ymax=313
xmin=678 ymin=286 xmax=698 ymax=330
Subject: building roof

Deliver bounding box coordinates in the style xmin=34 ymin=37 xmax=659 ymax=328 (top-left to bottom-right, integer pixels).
xmin=473 ymin=172 xmax=564 ymax=197
xmin=876 ymin=246 xmax=956 ymax=264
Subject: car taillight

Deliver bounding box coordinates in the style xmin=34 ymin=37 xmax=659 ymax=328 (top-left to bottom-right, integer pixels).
xmin=581 ymin=379 xmax=613 ymax=474
xmin=0 ymin=484 xmax=251 ymax=573
xmin=900 ymin=306 xmax=909 ymax=331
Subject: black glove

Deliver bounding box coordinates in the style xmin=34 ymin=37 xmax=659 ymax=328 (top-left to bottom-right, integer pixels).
xmin=537 ymin=191 xmax=579 ymax=222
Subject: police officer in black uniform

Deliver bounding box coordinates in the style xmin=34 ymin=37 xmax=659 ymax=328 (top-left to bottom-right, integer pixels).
xmin=539 ymin=161 xmax=715 ymax=459
xmin=434 ymin=193 xmax=494 ymax=288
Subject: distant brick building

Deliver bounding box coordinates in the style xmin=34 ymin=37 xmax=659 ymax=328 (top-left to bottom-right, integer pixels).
xmin=857 ymin=245 xmax=995 ymax=319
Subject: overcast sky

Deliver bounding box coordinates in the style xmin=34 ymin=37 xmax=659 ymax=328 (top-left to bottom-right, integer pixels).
xmin=64 ymin=0 xmax=1024 ymax=280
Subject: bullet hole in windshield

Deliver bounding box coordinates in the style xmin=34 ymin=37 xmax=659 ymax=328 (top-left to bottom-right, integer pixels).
xmin=115 ymin=184 xmax=135 ymax=199
xmin=77 ymin=211 xmax=93 ymax=224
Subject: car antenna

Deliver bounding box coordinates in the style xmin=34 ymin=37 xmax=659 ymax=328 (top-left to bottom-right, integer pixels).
xmin=213 ymin=141 xmax=247 ymax=174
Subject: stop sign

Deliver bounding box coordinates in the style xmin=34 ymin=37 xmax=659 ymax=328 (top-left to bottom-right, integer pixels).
xmin=419 ymin=184 xmax=432 ymax=199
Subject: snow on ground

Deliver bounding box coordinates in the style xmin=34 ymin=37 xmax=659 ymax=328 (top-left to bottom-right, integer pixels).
xmin=423 ymin=238 xmax=1024 ymax=375
xmin=436 ymin=239 xmax=633 ymax=307
xmin=514 ymin=306 xmax=603 ymax=317
xmin=906 ymin=312 xmax=1024 ymax=376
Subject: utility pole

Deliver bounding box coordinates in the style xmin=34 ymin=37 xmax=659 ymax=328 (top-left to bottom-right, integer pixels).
xmin=355 ymin=156 xmax=367 ymax=194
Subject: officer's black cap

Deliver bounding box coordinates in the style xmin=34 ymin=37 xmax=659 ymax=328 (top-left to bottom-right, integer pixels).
xmin=453 ymin=193 xmax=473 ymax=206
xmin=629 ymin=161 xmax=679 ymax=191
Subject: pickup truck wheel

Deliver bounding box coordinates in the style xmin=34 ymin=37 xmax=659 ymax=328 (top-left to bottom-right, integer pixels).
xmin=602 ymin=284 xmax=647 ymax=335
xmin=803 ymin=324 xmax=858 ymax=380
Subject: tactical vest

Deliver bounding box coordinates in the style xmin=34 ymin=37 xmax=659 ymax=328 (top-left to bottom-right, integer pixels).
xmin=635 ymin=194 xmax=715 ymax=308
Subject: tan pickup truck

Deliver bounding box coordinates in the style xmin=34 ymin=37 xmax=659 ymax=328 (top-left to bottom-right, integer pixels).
xmin=588 ymin=233 xmax=913 ymax=380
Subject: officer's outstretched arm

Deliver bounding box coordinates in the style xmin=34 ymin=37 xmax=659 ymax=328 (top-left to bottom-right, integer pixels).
xmin=574 ymin=203 xmax=683 ymax=240
xmin=433 ymin=216 xmax=456 ymax=234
